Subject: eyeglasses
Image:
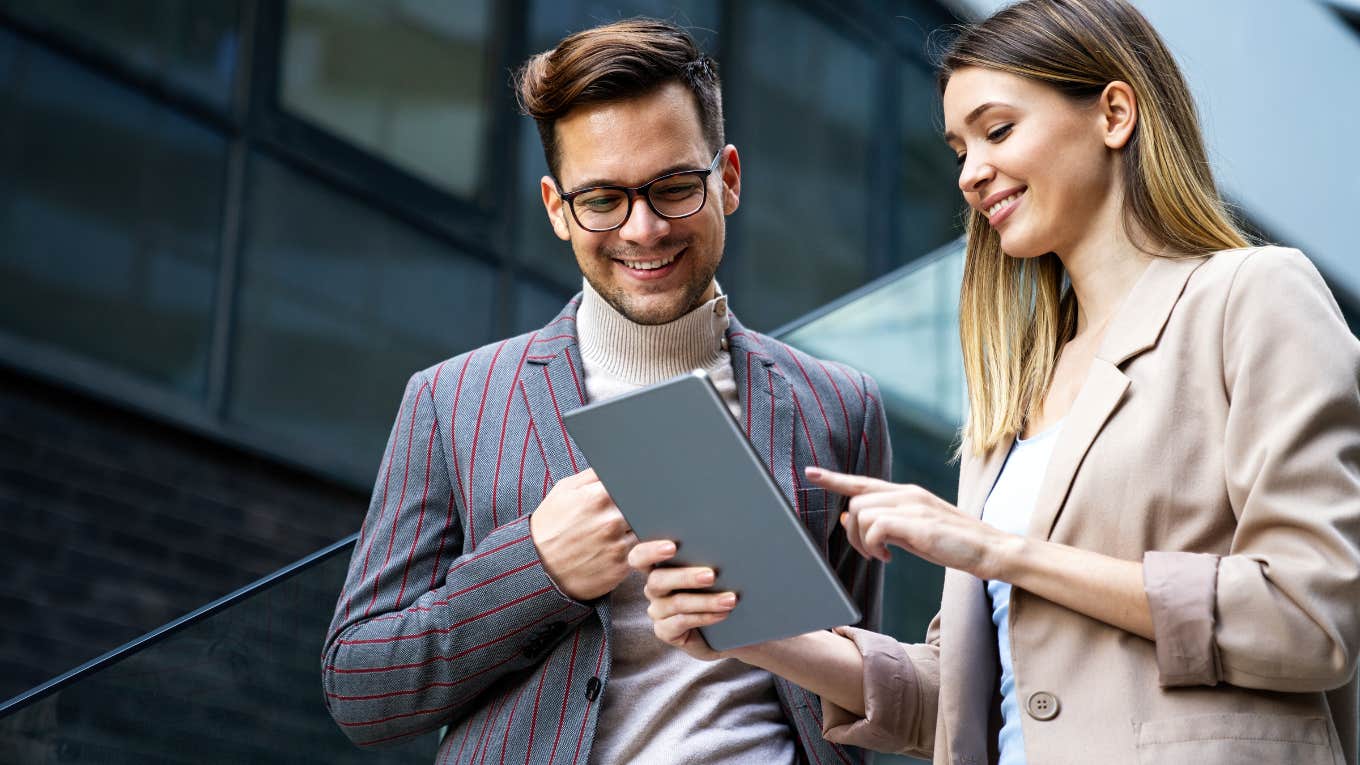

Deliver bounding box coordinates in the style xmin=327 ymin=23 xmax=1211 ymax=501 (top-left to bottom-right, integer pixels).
xmin=555 ymin=151 xmax=723 ymax=233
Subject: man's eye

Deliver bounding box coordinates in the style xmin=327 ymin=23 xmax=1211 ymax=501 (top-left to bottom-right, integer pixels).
xmin=654 ymin=181 xmax=700 ymax=199
xmin=987 ymin=124 xmax=1013 ymax=142
xmin=580 ymin=193 xmax=623 ymax=211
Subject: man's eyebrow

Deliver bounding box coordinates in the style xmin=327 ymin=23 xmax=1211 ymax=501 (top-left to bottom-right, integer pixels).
xmin=566 ymin=161 xmax=706 ymax=193
xmin=942 ymin=101 xmax=1008 ymax=142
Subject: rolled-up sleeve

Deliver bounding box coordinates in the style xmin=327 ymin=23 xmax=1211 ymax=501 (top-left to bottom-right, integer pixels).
xmin=1148 ymin=247 xmax=1360 ymax=692
xmin=1144 ymin=550 xmax=1221 ymax=686
xmin=821 ymin=625 xmax=939 ymax=756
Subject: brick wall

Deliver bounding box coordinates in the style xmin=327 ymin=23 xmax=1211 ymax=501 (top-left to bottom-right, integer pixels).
xmin=0 ymin=363 xmax=371 ymax=703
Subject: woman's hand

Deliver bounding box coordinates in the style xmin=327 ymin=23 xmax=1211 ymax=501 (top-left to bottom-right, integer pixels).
xmin=805 ymin=466 xmax=1016 ymax=580
xmin=627 ymin=540 xmax=738 ymax=662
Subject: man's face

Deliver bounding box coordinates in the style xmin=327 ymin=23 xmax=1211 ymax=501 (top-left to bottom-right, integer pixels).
xmin=541 ymin=82 xmax=741 ymax=326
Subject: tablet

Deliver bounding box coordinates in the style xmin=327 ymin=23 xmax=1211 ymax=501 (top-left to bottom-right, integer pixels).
xmin=562 ymin=370 xmax=860 ymax=651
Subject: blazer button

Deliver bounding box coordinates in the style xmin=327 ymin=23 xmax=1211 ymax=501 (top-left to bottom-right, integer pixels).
xmin=1026 ymin=691 xmax=1060 ymax=721
xmin=585 ymin=676 xmax=602 ymax=702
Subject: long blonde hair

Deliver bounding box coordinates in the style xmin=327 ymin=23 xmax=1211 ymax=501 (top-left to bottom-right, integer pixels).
xmin=940 ymin=0 xmax=1250 ymax=456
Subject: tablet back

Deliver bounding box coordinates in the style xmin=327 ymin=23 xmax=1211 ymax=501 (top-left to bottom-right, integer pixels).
xmin=563 ymin=370 xmax=860 ymax=651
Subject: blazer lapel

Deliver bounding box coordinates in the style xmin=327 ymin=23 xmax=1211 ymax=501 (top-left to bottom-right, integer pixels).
xmin=1027 ymin=255 xmax=1207 ymax=540
xmin=521 ymin=299 xmax=590 ymax=484
xmin=728 ymin=319 xmax=798 ymax=510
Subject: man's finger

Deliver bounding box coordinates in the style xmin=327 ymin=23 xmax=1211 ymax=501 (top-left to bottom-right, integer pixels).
xmin=804 ymin=466 xmax=893 ymax=496
xmin=627 ymin=539 xmax=676 ymax=571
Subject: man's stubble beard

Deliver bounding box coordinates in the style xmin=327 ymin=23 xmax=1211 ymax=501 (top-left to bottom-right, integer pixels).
xmin=584 ymin=233 xmax=722 ymax=326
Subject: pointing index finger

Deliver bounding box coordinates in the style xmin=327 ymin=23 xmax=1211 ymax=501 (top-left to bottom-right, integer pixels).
xmin=804 ymin=466 xmax=890 ymax=496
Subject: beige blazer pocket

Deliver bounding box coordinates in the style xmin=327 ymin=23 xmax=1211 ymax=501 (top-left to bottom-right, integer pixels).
xmin=1135 ymin=713 xmax=1335 ymax=765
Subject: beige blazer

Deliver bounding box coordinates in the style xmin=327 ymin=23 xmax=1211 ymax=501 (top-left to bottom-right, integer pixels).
xmin=821 ymin=247 xmax=1360 ymax=765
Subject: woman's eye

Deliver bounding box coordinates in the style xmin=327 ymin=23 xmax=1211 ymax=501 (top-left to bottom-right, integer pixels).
xmin=954 ymin=153 xmax=967 ymax=167
xmin=987 ymin=124 xmax=1013 ymax=142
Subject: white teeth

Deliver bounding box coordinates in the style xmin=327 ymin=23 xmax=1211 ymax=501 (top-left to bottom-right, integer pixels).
xmin=621 ymin=255 xmax=677 ymax=271
xmin=987 ymin=190 xmax=1025 ymax=217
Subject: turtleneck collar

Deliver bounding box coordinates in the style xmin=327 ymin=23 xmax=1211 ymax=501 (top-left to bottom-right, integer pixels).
xmin=576 ymin=278 xmax=732 ymax=386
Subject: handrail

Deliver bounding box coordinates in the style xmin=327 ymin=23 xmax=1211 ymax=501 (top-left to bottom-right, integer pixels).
xmin=0 ymin=532 xmax=359 ymax=718
xmin=0 ymin=238 xmax=968 ymax=721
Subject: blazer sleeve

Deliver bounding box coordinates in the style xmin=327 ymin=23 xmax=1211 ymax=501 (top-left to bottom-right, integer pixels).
xmin=320 ymin=369 xmax=592 ymax=747
xmin=830 ymin=371 xmax=891 ymax=633
xmin=818 ymin=376 xmax=941 ymax=757
xmin=1143 ymin=247 xmax=1360 ymax=691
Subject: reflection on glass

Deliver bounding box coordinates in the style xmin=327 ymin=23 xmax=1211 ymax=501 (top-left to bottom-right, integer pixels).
xmin=230 ymin=154 xmax=498 ymax=480
xmin=513 ymin=0 xmax=721 ymax=291
xmin=0 ymin=553 xmax=437 ymax=764
xmin=783 ymin=240 xmax=965 ymax=718
xmin=0 ymin=27 xmax=222 ymax=396
xmin=724 ymin=0 xmax=875 ymax=330
xmin=281 ymin=0 xmax=492 ymax=197
xmin=0 ymin=0 xmax=239 ymax=107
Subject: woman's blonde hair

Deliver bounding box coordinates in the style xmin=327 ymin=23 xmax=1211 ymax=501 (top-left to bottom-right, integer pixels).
xmin=939 ymin=0 xmax=1250 ymax=456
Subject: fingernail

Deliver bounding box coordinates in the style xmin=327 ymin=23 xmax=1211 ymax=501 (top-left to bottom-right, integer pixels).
xmin=699 ymin=570 xmax=715 ymax=585
xmin=660 ymin=542 xmax=676 ymax=555
xmin=805 ymin=466 xmax=820 ymax=476
xmin=718 ymin=593 xmax=737 ymax=607
xmin=839 ymin=512 xmax=849 ymax=526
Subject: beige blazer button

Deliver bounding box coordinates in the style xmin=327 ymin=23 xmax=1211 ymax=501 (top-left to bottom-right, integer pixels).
xmin=1026 ymin=691 xmax=1060 ymax=721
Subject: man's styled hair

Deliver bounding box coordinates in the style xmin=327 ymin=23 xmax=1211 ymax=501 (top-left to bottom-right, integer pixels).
xmin=514 ymin=19 xmax=724 ymax=178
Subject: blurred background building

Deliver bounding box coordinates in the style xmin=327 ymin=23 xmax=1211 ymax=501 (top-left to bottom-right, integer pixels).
xmin=0 ymin=0 xmax=1355 ymax=762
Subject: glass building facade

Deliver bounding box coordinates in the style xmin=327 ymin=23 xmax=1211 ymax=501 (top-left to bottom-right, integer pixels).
xmin=0 ymin=2 xmax=966 ymax=762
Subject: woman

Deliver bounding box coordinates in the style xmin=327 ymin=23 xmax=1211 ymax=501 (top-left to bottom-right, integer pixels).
xmin=628 ymin=0 xmax=1360 ymax=762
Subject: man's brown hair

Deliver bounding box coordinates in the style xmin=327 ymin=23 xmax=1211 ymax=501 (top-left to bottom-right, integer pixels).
xmin=514 ymin=18 xmax=724 ymax=179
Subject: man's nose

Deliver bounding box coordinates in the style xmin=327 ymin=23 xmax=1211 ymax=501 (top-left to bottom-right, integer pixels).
xmin=617 ymin=195 xmax=671 ymax=245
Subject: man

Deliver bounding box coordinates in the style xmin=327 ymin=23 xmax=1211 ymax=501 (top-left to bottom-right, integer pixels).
xmin=322 ymin=19 xmax=890 ymax=764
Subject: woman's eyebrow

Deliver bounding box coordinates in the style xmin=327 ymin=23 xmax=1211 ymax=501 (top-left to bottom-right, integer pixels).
xmin=943 ymin=101 xmax=1008 ymax=142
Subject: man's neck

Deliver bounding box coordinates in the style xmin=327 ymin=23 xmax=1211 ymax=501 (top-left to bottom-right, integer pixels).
xmin=576 ymin=280 xmax=730 ymax=386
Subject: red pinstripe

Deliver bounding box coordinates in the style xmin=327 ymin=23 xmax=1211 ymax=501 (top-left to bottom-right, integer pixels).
xmin=328 ymin=603 xmax=575 ymax=676
xmin=867 ymin=392 xmax=885 ymax=476
xmin=744 ymin=353 xmax=753 ymax=435
xmin=470 ymin=686 xmax=509 ymax=765
xmin=519 ymin=381 xmax=553 ymax=482
xmin=543 ymin=366 xmax=580 ymax=473
xmin=565 ymin=349 xmax=586 ymax=405
xmin=467 ymin=340 xmax=510 ymax=548
xmin=430 ymin=489 xmax=458 ymax=591
xmin=523 ymin=647 xmax=554 ymax=765
xmin=447 ymin=531 xmax=530 ymax=575
xmin=789 ymin=352 xmax=838 ymax=472
xmin=816 ymin=360 xmax=854 ymax=473
xmin=327 ymin=650 xmax=523 ymax=702
xmin=340 ymin=587 xmax=550 ymax=645
xmin=569 ymin=636 xmax=609 ymax=765
xmin=360 ymin=726 xmax=440 ymax=747
xmin=366 ymin=379 xmax=432 ymax=618
xmin=491 ymin=334 xmax=538 ymax=528
xmin=531 ymin=334 xmax=575 ymax=344
xmin=548 ymin=629 xmax=582 ymax=764
xmin=517 ymin=416 xmax=533 ymax=518
xmin=499 ymin=681 xmax=530 ymax=765
xmin=394 ymin=411 xmax=439 ymax=608
xmin=449 ymin=354 xmax=475 ymax=515
xmin=453 ymin=703 xmax=478 ymax=762
xmin=796 ymin=685 xmax=852 ymax=765
xmin=767 ymin=369 xmax=775 ymax=474
xmin=347 ymin=377 xmax=411 ymax=620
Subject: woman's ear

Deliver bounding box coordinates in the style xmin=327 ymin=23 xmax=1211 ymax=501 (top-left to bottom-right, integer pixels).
xmin=1100 ymin=80 xmax=1138 ymax=150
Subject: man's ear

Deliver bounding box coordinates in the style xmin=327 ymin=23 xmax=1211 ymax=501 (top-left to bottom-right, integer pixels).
xmin=541 ymin=176 xmax=572 ymax=241
xmin=719 ymin=145 xmax=741 ymax=215
xmin=1099 ymin=81 xmax=1138 ymax=150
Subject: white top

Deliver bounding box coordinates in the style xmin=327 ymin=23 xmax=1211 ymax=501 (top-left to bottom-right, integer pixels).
xmin=979 ymin=421 xmax=1065 ymax=765
xmin=578 ymin=280 xmax=796 ymax=765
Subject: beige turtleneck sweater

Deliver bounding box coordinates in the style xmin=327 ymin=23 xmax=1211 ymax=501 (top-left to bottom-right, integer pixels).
xmin=578 ymin=280 xmax=796 ymax=765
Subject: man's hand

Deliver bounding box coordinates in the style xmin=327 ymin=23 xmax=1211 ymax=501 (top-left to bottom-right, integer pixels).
xmin=627 ymin=540 xmax=735 ymax=662
xmin=530 ymin=469 xmax=637 ymax=601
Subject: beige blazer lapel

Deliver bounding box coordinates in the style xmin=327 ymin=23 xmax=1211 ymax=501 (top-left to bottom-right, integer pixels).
xmin=1027 ymin=255 xmax=1207 ymax=540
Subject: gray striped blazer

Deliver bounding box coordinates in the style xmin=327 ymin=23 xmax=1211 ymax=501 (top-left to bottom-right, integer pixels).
xmin=322 ymin=296 xmax=890 ymax=764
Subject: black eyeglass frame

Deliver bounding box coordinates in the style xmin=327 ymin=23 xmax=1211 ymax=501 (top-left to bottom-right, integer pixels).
xmin=554 ymin=150 xmax=724 ymax=233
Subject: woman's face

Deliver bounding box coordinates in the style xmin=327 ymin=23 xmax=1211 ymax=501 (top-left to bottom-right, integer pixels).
xmin=943 ymin=67 xmax=1124 ymax=260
